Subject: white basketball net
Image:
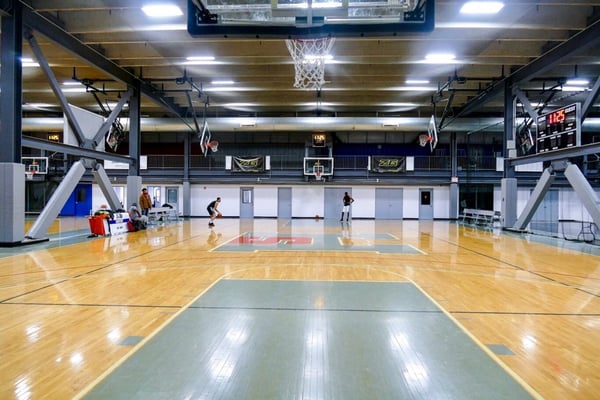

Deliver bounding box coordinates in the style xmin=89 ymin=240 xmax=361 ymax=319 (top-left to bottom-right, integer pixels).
xmin=286 ymin=37 xmax=335 ymax=89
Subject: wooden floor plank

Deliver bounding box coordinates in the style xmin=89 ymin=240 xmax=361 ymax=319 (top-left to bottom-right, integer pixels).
xmin=0 ymin=218 xmax=599 ymax=399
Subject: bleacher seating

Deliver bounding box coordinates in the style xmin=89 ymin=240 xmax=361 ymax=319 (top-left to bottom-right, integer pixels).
xmin=460 ymin=208 xmax=501 ymax=229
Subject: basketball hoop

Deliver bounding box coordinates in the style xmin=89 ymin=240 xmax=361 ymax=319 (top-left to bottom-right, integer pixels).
xmin=418 ymin=133 xmax=433 ymax=147
xmin=315 ymin=170 xmax=322 ymax=181
xmin=286 ymin=37 xmax=335 ymax=89
xmin=206 ymin=140 xmax=219 ymax=153
xmin=25 ymin=171 xmax=34 ymax=181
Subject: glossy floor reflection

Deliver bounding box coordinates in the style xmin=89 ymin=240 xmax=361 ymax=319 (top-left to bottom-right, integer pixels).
xmin=83 ymin=280 xmax=536 ymax=400
xmin=1 ymin=218 xmax=598 ymax=400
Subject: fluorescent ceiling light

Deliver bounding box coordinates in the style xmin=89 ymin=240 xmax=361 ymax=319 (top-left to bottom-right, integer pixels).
xmin=460 ymin=1 xmax=504 ymax=14
xmin=187 ymin=56 xmax=215 ymax=61
xmin=424 ymin=53 xmax=456 ymax=63
xmin=566 ymin=78 xmax=589 ymax=86
xmin=62 ymin=87 xmax=88 ymax=93
xmin=406 ymin=79 xmax=429 ymax=84
xmin=63 ymin=81 xmax=82 ymax=86
xmin=142 ymin=4 xmax=183 ymax=17
xmin=561 ymin=86 xmax=587 ymax=92
xmin=212 ymin=80 xmax=234 ymax=85
xmin=183 ymin=56 xmax=218 ymax=65
xmin=21 ymin=57 xmax=39 ymax=67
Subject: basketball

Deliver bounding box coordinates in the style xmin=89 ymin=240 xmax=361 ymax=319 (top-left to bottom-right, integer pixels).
xmin=216 ymin=212 xmax=223 ymax=218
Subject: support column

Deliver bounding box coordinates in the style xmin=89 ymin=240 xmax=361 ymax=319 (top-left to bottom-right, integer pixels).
xmin=26 ymin=160 xmax=87 ymax=240
xmin=183 ymin=181 xmax=191 ymax=217
xmin=512 ymin=167 xmax=555 ymax=230
xmin=127 ymin=175 xmax=143 ymax=210
xmin=564 ymin=163 xmax=600 ymax=228
xmin=501 ymin=178 xmax=517 ymax=228
xmin=0 ymin=163 xmax=25 ymax=245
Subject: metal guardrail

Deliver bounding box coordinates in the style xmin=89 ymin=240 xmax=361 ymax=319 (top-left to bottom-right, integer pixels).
xmin=146 ymin=155 xmax=500 ymax=172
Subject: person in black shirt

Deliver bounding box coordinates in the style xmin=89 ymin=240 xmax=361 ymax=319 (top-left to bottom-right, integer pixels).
xmin=207 ymin=197 xmax=221 ymax=227
xmin=341 ymin=192 xmax=354 ymax=222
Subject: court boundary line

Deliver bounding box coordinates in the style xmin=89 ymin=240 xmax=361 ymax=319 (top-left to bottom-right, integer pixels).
xmin=411 ymin=279 xmax=544 ymax=400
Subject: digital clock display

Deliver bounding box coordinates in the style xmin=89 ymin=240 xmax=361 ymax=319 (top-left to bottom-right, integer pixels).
xmin=535 ymin=103 xmax=580 ymax=155
xmin=546 ymin=109 xmax=566 ymax=125
xmin=312 ymin=132 xmax=326 ymax=147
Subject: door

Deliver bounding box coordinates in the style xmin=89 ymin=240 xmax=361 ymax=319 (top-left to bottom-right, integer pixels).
xmin=324 ymin=187 xmax=351 ymax=220
xmin=61 ymin=183 xmax=92 ymax=216
xmin=277 ymin=187 xmax=292 ymax=219
xmin=419 ymin=188 xmax=434 ymax=220
xmin=375 ymin=188 xmax=403 ymax=219
xmin=147 ymin=185 xmax=161 ymax=207
xmin=166 ymin=187 xmax=178 ymax=207
xmin=240 ymin=187 xmax=254 ymax=218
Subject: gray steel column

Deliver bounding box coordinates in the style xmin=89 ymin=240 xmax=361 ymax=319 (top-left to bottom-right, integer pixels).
xmin=128 ymin=83 xmax=141 ymax=176
xmin=512 ymin=167 xmax=555 ymax=230
xmin=93 ymin=164 xmax=124 ymax=210
xmin=501 ymin=178 xmax=517 ymax=228
xmin=0 ymin=163 xmax=25 ymax=245
xmin=127 ymin=176 xmax=143 ymax=210
xmin=1 ymin=7 xmax=23 ymax=163
xmin=26 ymin=160 xmax=87 ymax=239
xmin=0 ymin=7 xmax=26 ymax=245
xmin=564 ymin=163 xmax=600 ymax=228
xmin=183 ymin=181 xmax=191 ymax=217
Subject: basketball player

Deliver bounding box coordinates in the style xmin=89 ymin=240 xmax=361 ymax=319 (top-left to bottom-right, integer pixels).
xmin=340 ymin=192 xmax=354 ymax=222
xmin=207 ymin=197 xmax=221 ymax=227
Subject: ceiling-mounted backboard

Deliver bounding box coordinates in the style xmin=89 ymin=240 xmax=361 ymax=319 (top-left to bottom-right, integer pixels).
xmin=187 ymin=0 xmax=434 ymax=39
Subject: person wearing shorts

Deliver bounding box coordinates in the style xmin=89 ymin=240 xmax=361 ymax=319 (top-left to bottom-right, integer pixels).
xmin=207 ymin=197 xmax=221 ymax=227
xmin=340 ymin=192 xmax=354 ymax=222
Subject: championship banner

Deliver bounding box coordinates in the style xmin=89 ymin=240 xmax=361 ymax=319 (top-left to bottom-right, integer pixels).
xmin=232 ymin=156 xmax=265 ymax=172
xmin=371 ymin=156 xmax=406 ymax=173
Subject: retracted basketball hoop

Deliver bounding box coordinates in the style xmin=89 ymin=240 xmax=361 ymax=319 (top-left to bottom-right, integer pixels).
xmin=206 ymin=140 xmax=219 ymax=152
xmin=286 ymin=37 xmax=335 ymax=89
xmin=418 ymin=133 xmax=433 ymax=148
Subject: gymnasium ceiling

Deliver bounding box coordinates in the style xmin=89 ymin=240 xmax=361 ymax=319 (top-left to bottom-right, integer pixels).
xmin=6 ymin=0 xmax=600 ymax=135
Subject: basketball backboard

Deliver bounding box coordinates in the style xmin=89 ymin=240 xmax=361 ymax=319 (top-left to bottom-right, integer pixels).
xmin=22 ymin=157 xmax=48 ymax=174
xmin=198 ymin=120 xmax=212 ymax=156
xmin=304 ymin=157 xmax=334 ymax=180
xmin=187 ymin=0 xmax=434 ymax=39
xmin=427 ymin=114 xmax=439 ymax=152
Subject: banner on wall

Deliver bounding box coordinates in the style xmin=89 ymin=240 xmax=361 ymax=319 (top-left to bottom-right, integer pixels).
xmin=232 ymin=156 xmax=265 ymax=172
xmin=371 ymin=156 xmax=406 ymax=173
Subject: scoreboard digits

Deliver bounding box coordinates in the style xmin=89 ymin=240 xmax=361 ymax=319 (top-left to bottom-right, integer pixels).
xmin=536 ymin=103 xmax=580 ymax=154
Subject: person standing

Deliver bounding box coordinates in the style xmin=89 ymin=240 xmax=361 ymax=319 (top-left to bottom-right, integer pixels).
xmin=139 ymin=188 xmax=152 ymax=216
xmin=340 ymin=191 xmax=354 ymax=222
xmin=207 ymin=197 xmax=221 ymax=227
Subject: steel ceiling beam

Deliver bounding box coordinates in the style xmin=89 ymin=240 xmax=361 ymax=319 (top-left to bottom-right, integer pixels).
xmin=19 ymin=3 xmax=187 ymax=119
xmin=447 ymin=18 xmax=600 ymax=126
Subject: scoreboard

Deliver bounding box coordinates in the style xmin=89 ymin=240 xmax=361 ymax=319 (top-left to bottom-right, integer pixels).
xmin=536 ymin=103 xmax=580 ymax=154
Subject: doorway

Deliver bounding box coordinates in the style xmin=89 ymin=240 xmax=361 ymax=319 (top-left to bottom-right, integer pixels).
xmin=240 ymin=187 xmax=254 ymax=218
xmin=61 ymin=183 xmax=92 ymax=216
xmin=419 ymin=188 xmax=433 ymax=220
xmin=375 ymin=188 xmax=403 ymax=219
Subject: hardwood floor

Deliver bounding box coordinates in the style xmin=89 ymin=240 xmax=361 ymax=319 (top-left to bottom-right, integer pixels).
xmin=1 ymin=217 xmax=599 ymax=399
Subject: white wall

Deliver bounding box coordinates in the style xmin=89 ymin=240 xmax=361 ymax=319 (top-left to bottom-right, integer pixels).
xmin=351 ymin=187 xmax=374 ymax=218
xmin=433 ymin=187 xmax=450 ymax=219
xmin=403 ymin=187 xmax=420 ymax=219
xmin=254 ymin=187 xmax=278 ymax=217
xmin=191 ymin=185 xmax=239 ymax=217
xmin=90 ymin=182 xmax=600 ymax=220
xmin=292 ymin=186 xmax=324 ymax=218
